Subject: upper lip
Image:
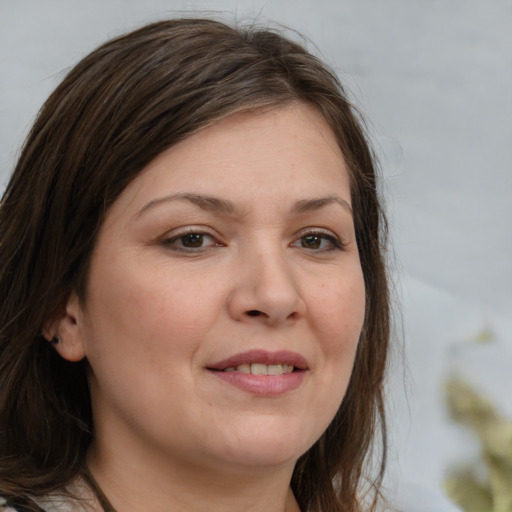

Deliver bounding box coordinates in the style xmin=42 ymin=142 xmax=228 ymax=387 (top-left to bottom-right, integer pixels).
xmin=207 ymin=349 xmax=309 ymax=371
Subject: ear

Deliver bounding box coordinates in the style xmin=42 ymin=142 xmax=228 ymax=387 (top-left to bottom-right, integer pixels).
xmin=42 ymin=292 xmax=87 ymax=362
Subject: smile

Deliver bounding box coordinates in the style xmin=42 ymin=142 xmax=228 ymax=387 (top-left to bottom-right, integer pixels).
xmin=223 ymin=363 xmax=295 ymax=375
xmin=208 ymin=350 xmax=308 ymax=396
xmin=208 ymin=349 xmax=309 ymax=372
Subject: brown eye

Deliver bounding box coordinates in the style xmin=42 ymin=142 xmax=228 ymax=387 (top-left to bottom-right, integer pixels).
xmin=292 ymin=231 xmax=344 ymax=252
xmin=301 ymin=234 xmax=322 ymax=249
xmin=181 ymin=233 xmax=206 ymax=248
xmin=162 ymin=231 xmax=219 ymax=252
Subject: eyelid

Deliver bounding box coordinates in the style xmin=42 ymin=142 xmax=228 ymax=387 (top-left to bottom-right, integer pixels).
xmin=159 ymin=226 xmax=223 ymax=252
xmin=292 ymin=227 xmax=346 ymax=251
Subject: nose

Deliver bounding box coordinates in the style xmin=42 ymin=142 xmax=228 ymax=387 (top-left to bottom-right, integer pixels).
xmin=227 ymin=246 xmax=306 ymax=326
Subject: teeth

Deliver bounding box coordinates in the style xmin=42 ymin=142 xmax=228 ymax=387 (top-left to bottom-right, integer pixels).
xmin=267 ymin=364 xmax=283 ymax=375
xmin=222 ymin=363 xmax=294 ymax=375
xmin=238 ymin=364 xmax=251 ymax=374
xmin=251 ymin=363 xmax=267 ymax=375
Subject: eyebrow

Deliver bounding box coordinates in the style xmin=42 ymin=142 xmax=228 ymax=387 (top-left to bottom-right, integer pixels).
xmin=136 ymin=193 xmax=239 ymax=218
xmin=292 ymin=197 xmax=353 ymax=215
xmin=136 ymin=193 xmax=352 ymax=218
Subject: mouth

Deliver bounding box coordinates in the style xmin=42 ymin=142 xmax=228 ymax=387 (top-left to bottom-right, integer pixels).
xmin=207 ymin=350 xmax=308 ymax=395
xmin=207 ymin=349 xmax=309 ymax=373
xmin=207 ymin=350 xmax=309 ymax=394
xmin=222 ymin=363 xmax=296 ymax=375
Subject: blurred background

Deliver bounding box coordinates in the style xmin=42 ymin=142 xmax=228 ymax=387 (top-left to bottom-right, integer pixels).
xmin=1 ymin=1 xmax=511 ymax=510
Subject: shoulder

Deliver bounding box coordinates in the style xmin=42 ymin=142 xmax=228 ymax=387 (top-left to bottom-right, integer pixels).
xmin=0 ymin=495 xmax=88 ymax=512
xmin=0 ymin=497 xmax=46 ymax=512
xmin=0 ymin=477 xmax=95 ymax=512
xmin=0 ymin=503 xmax=20 ymax=512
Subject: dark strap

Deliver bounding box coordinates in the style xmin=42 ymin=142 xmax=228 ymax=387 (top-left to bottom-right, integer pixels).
xmin=81 ymin=468 xmax=117 ymax=512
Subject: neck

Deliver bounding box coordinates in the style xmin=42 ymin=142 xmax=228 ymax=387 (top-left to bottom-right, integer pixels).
xmin=85 ymin=442 xmax=301 ymax=512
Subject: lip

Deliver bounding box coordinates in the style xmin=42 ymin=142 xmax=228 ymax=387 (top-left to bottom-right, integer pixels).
xmin=207 ymin=350 xmax=309 ymax=396
xmin=208 ymin=349 xmax=309 ymax=371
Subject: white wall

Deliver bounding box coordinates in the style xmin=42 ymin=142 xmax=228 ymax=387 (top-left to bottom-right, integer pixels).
xmin=1 ymin=1 xmax=511 ymax=509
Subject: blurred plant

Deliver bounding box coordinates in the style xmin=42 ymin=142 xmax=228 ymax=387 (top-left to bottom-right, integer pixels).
xmin=474 ymin=326 xmax=495 ymax=344
xmin=444 ymin=378 xmax=512 ymax=512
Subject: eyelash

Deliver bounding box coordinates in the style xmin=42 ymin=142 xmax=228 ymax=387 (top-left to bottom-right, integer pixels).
xmin=292 ymin=230 xmax=346 ymax=252
xmin=160 ymin=228 xmax=345 ymax=253
xmin=160 ymin=228 xmax=221 ymax=253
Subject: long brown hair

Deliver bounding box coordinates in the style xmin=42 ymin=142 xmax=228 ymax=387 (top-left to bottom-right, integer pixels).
xmin=0 ymin=18 xmax=389 ymax=512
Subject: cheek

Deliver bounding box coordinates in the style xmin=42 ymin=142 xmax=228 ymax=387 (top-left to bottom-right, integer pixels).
xmin=311 ymin=273 xmax=366 ymax=346
xmin=81 ymin=262 xmax=218 ymax=417
xmin=84 ymin=259 xmax=222 ymax=360
xmin=309 ymin=271 xmax=365 ymax=402
xmin=292 ymin=274 xmax=365 ymax=448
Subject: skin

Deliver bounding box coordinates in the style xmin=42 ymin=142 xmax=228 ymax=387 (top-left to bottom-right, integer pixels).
xmin=52 ymin=103 xmax=366 ymax=512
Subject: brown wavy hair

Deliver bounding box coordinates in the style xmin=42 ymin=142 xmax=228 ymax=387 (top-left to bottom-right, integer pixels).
xmin=0 ymin=18 xmax=389 ymax=512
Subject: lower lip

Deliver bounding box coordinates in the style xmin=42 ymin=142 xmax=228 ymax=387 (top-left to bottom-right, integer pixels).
xmin=208 ymin=369 xmax=306 ymax=396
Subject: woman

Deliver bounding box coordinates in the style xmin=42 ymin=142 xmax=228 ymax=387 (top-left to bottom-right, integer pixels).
xmin=0 ymin=18 xmax=390 ymax=512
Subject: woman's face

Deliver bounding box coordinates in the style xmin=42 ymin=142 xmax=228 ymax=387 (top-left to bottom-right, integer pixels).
xmin=61 ymin=103 xmax=366 ymax=474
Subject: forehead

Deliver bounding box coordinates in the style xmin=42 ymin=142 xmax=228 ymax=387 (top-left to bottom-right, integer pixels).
xmin=104 ymin=103 xmax=351 ymax=225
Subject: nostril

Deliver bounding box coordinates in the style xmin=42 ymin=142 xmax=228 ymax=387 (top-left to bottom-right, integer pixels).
xmin=247 ymin=310 xmax=262 ymax=317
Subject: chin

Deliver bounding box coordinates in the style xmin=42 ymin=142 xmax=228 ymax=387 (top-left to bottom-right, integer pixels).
xmin=221 ymin=446 xmax=302 ymax=471
xmin=213 ymin=420 xmax=319 ymax=470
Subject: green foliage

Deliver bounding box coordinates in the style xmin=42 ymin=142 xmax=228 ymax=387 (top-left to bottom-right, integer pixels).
xmin=444 ymin=378 xmax=512 ymax=512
